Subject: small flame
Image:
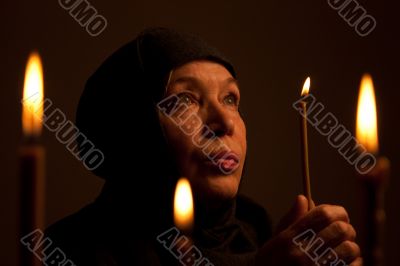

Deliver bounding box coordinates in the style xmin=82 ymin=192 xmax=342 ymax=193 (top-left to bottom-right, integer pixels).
xmin=22 ymin=52 xmax=44 ymax=137
xmin=301 ymin=77 xmax=311 ymax=96
xmin=356 ymin=74 xmax=378 ymax=153
xmin=174 ymin=178 xmax=194 ymax=232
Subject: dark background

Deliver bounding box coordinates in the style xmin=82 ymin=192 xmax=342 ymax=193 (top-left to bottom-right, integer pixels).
xmin=1 ymin=0 xmax=399 ymax=264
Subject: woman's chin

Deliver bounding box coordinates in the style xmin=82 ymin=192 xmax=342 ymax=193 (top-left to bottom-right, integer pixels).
xmin=193 ymin=174 xmax=240 ymax=202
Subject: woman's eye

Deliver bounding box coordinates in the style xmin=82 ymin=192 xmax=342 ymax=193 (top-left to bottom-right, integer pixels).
xmin=224 ymin=94 xmax=238 ymax=106
xmin=177 ymin=93 xmax=194 ymax=105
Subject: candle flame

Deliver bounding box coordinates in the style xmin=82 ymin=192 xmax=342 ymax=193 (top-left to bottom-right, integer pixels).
xmin=22 ymin=52 xmax=44 ymax=137
xmin=356 ymin=74 xmax=378 ymax=153
xmin=301 ymin=77 xmax=311 ymax=96
xmin=174 ymin=178 xmax=194 ymax=232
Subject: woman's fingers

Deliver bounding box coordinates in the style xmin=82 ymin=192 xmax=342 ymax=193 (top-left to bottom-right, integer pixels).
xmin=333 ymin=240 xmax=361 ymax=264
xmin=275 ymin=195 xmax=309 ymax=234
xmin=290 ymin=204 xmax=350 ymax=235
xmin=258 ymin=203 xmax=362 ymax=266
xmin=349 ymin=257 xmax=363 ymax=266
xmin=285 ymin=204 xmax=361 ymax=265
xmin=317 ymin=220 xmax=357 ymax=248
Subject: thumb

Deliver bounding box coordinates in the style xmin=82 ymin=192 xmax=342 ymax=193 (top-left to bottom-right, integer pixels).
xmin=275 ymin=195 xmax=309 ymax=234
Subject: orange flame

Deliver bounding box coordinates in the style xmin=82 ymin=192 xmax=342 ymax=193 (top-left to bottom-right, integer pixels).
xmin=174 ymin=178 xmax=194 ymax=232
xmin=301 ymin=77 xmax=311 ymax=96
xmin=356 ymin=74 xmax=378 ymax=154
xmin=22 ymin=52 xmax=44 ymax=137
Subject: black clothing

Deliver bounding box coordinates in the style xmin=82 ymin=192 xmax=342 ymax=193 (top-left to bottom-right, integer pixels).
xmin=46 ymin=191 xmax=271 ymax=265
xmin=45 ymin=27 xmax=272 ymax=265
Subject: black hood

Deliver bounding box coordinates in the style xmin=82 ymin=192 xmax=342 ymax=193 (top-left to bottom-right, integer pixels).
xmin=76 ymin=27 xmax=235 ymax=181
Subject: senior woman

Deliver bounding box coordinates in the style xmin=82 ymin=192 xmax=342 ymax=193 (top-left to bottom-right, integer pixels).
xmin=45 ymin=28 xmax=362 ymax=265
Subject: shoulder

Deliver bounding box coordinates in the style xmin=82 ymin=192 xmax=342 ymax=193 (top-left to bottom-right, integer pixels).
xmin=45 ymin=202 xmax=99 ymax=239
xmin=44 ymin=202 xmax=104 ymax=263
xmin=236 ymin=194 xmax=272 ymax=246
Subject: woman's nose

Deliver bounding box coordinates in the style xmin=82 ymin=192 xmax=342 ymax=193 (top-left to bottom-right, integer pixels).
xmin=203 ymin=102 xmax=234 ymax=138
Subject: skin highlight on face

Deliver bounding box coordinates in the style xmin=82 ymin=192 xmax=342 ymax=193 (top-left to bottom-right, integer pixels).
xmin=158 ymin=60 xmax=247 ymax=204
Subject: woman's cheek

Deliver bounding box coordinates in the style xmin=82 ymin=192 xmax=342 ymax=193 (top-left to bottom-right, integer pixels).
xmin=164 ymin=119 xmax=198 ymax=159
xmin=236 ymin=119 xmax=247 ymax=151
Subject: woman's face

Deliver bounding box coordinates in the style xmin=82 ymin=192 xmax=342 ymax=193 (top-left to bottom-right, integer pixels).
xmin=158 ymin=60 xmax=246 ymax=203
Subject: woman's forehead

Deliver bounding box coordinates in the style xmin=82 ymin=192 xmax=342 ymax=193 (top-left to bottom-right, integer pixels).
xmin=167 ymin=61 xmax=238 ymax=91
xmin=173 ymin=60 xmax=232 ymax=77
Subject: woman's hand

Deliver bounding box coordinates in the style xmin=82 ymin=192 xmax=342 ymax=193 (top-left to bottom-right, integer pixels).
xmin=256 ymin=195 xmax=362 ymax=266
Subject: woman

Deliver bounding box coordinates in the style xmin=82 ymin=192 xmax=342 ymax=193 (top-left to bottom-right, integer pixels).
xmin=45 ymin=28 xmax=362 ymax=265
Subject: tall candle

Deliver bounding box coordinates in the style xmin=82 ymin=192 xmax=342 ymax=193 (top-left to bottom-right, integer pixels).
xmin=356 ymin=74 xmax=390 ymax=266
xmin=19 ymin=51 xmax=45 ymax=266
xmin=299 ymin=77 xmax=314 ymax=210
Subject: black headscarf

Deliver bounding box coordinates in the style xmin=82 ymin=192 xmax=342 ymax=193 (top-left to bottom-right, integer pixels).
xmin=75 ymin=27 xmax=235 ymax=180
xmin=45 ymin=28 xmax=271 ymax=265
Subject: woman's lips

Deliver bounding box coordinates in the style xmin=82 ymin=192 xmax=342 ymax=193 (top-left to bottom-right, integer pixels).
xmin=217 ymin=157 xmax=239 ymax=173
xmin=205 ymin=150 xmax=240 ymax=174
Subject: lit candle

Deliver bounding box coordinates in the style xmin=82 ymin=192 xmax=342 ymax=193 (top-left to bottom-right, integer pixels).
xmin=356 ymin=74 xmax=390 ymax=266
xmin=172 ymin=177 xmax=194 ymax=254
xmin=174 ymin=178 xmax=194 ymax=234
xmin=20 ymin=51 xmax=45 ymax=266
xmin=299 ymin=77 xmax=314 ymax=210
xmin=356 ymin=74 xmax=378 ymax=154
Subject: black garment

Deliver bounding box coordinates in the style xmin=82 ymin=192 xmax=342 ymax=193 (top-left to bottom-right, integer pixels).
xmin=45 ymin=189 xmax=271 ymax=265
xmin=45 ymin=28 xmax=272 ymax=265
